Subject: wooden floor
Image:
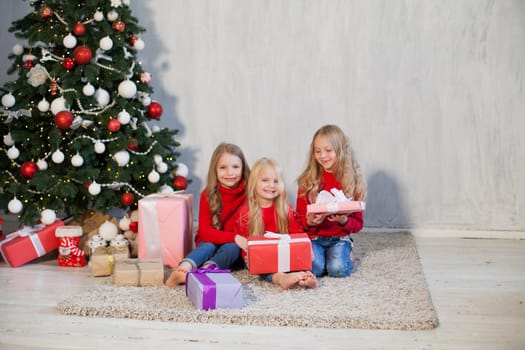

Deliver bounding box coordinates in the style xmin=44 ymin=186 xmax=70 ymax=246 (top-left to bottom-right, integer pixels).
xmin=0 ymin=235 xmax=524 ymax=350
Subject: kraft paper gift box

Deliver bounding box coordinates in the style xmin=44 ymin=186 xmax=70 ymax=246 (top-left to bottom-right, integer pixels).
xmin=186 ymin=267 xmax=243 ymax=310
xmin=0 ymin=220 xmax=64 ymax=267
xmin=137 ymin=192 xmax=194 ymax=268
xmin=307 ymin=201 xmax=366 ymax=215
xmin=247 ymin=232 xmax=312 ymax=274
xmin=90 ymin=246 xmax=130 ymax=277
xmin=113 ymin=259 xmax=164 ymax=286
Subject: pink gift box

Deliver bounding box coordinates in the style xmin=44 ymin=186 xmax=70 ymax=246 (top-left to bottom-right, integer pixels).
xmin=247 ymin=233 xmax=312 ymax=274
xmin=186 ymin=267 xmax=243 ymax=310
xmin=137 ymin=192 xmax=194 ymax=268
xmin=307 ymin=201 xmax=366 ymax=215
xmin=0 ymin=220 xmax=64 ymax=267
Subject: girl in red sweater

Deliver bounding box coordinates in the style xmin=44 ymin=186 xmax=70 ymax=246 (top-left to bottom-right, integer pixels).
xmin=296 ymin=125 xmax=367 ymax=278
xmin=166 ymin=143 xmax=250 ymax=287
xmin=234 ymin=157 xmax=317 ymax=290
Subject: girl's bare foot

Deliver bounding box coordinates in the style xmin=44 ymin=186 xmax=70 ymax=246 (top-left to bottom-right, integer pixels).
xmin=274 ymin=272 xmax=303 ymax=290
xmin=165 ymin=267 xmax=188 ymax=287
xmin=298 ymin=271 xmax=318 ymax=289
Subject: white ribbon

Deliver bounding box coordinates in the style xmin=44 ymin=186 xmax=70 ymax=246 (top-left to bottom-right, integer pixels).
xmin=1 ymin=108 xmax=31 ymax=123
xmin=95 ymin=49 xmax=113 ymax=62
xmin=0 ymin=224 xmax=46 ymax=266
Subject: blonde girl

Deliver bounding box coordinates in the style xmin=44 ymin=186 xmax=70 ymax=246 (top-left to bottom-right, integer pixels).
xmin=296 ymin=124 xmax=367 ymax=278
xmin=234 ymin=157 xmax=317 ymax=290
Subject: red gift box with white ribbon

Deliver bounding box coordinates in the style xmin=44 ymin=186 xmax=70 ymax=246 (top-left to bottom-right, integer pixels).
xmin=247 ymin=232 xmax=312 ymax=274
xmin=0 ymin=220 xmax=64 ymax=267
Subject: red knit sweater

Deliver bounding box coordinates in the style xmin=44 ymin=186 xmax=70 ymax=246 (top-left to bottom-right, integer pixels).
xmin=296 ymin=170 xmax=363 ymax=238
xmin=195 ymin=181 xmax=247 ymax=245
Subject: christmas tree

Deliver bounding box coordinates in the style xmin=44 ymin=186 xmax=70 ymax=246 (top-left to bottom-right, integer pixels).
xmin=0 ymin=0 xmax=189 ymax=226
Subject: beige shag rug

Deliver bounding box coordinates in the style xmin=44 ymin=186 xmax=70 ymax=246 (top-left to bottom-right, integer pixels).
xmin=57 ymin=231 xmax=438 ymax=330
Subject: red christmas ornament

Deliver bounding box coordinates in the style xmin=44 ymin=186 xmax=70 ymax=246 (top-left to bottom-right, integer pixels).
xmin=147 ymin=101 xmax=163 ymax=119
xmin=20 ymin=161 xmax=39 ymax=179
xmin=127 ymin=137 xmax=138 ymax=151
xmin=128 ymin=34 xmax=138 ymax=46
xmin=49 ymin=80 xmax=58 ymax=95
xmin=121 ymin=192 xmax=135 ymax=206
xmin=23 ymin=60 xmax=33 ymax=69
xmin=55 ymin=110 xmax=74 ymax=129
xmin=39 ymin=6 xmax=53 ymax=19
xmin=129 ymin=221 xmax=138 ymax=233
xmin=107 ymin=118 xmax=121 ymax=132
xmin=62 ymin=57 xmax=75 ymax=70
xmin=73 ymin=21 xmax=86 ymax=36
xmin=112 ymin=20 xmax=126 ymax=32
xmin=73 ymin=46 xmax=92 ymax=65
xmin=172 ymin=175 xmax=188 ymax=190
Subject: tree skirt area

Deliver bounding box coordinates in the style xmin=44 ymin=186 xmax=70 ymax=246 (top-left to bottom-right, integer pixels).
xmin=57 ymin=231 xmax=438 ymax=330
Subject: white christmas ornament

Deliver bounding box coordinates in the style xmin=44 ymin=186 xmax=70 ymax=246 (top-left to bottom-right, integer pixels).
xmin=93 ymin=10 xmax=104 ymax=22
xmin=156 ymin=162 xmax=168 ymax=174
xmin=71 ymin=153 xmax=84 ymax=167
xmin=3 ymin=132 xmax=14 ymax=146
xmin=37 ymin=98 xmax=50 ymax=112
xmin=134 ymin=38 xmax=145 ymax=51
xmin=63 ymin=34 xmax=77 ymax=49
xmin=50 ymin=97 xmax=67 ymax=115
xmin=94 ymin=141 xmax=106 ymax=154
xmin=82 ymin=83 xmax=95 ymax=96
xmin=41 ymin=209 xmax=57 ymax=225
xmin=118 ymin=80 xmax=137 ymax=99
xmin=8 ymin=197 xmax=23 ymax=214
xmin=153 ymin=154 xmax=162 ymax=165
xmin=7 ymin=145 xmax=20 ymax=160
xmin=99 ymin=36 xmax=113 ymax=51
xmin=117 ymin=109 xmax=131 ymax=124
xmin=1 ymin=93 xmax=16 ymax=108
xmin=37 ymin=158 xmax=48 ymax=170
xmin=148 ymin=170 xmax=160 ymax=183
xmin=12 ymin=43 xmax=24 ymax=55
xmin=160 ymin=184 xmax=174 ymax=194
xmin=141 ymin=95 xmax=151 ymax=106
xmin=107 ymin=10 xmax=119 ymax=21
xmin=118 ymin=216 xmax=131 ymax=231
xmin=94 ymin=88 xmax=110 ymax=107
xmin=88 ymin=181 xmax=101 ymax=195
xmin=122 ymin=0 xmax=131 ymax=6
xmin=51 ymin=149 xmax=65 ymax=164
xmin=113 ymin=150 xmax=130 ymax=166
xmin=99 ymin=220 xmax=118 ymax=241
xmin=175 ymin=163 xmax=189 ymax=177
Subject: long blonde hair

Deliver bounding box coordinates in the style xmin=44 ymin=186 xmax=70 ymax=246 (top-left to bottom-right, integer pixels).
xmin=297 ymin=125 xmax=366 ymax=203
xmin=205 ymin=143 xmax=250 ymax=229
xmin=247 ymin=157 xmax=289 ymax=236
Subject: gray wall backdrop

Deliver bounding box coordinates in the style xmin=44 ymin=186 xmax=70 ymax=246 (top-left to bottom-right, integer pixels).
xmin=1 ymin=1 xmax=524 ymax=233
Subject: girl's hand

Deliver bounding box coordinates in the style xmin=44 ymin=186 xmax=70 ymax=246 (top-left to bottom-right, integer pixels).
xmin=307 ymin=213 xmax=326 ymax=226
xmin=327 ymin=213 xmax=349 ymax=226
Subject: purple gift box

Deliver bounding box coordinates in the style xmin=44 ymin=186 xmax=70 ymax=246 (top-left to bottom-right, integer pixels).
xmin=186 ymin=267 xmax=243 ymax=310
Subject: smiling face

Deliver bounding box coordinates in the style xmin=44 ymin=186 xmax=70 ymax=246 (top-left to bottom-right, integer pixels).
xmin=255 ymin=165 xmax=280 ymax=207
xmin=313 ymin=134 xmax=337 ymax=172
xmin=216 ymin=152 xmax=243 ymax=189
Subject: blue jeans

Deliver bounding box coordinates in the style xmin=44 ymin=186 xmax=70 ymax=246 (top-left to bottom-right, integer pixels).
xmin=311 ymin=236 xmax=353 ymax=277
xmin=180 ymin=242 xmax=241 ymax=270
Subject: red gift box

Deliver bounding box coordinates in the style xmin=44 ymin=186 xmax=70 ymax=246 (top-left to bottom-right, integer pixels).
xmin=0 ymin=220 xmax=64 ymax=267
xmin=307 ymin=201 xmax=366 ymax=215
xmin=247 ymin=232 xmax=312 ymax=274
xmin=137 ymin=192 xmax=194 ymax=268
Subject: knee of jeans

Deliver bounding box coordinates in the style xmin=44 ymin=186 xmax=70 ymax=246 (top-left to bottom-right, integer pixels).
xmin=326 ymin=260 xmax=352 ymax=277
